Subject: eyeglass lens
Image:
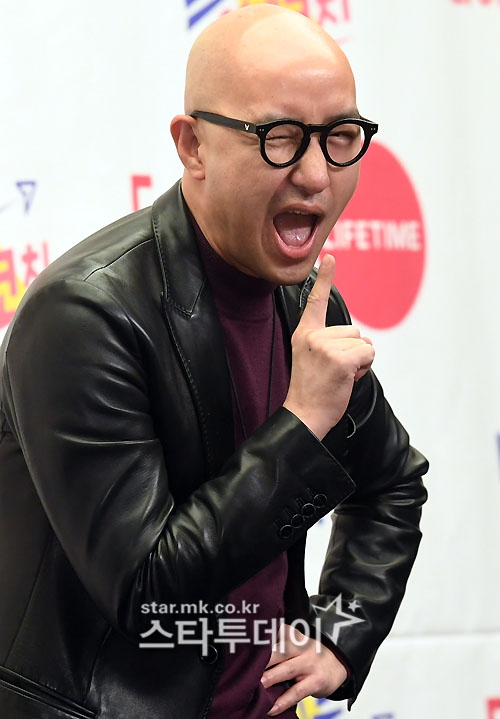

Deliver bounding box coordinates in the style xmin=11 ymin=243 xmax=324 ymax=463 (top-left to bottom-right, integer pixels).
xmin=264 ymin=123 xmax=365 ymax=165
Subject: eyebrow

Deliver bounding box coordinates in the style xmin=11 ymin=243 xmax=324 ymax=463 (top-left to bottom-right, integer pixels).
xmin=258 ymin=109 xmax=363 ymax=124
xmin=328 ymin=109 xmax=362 ymax=122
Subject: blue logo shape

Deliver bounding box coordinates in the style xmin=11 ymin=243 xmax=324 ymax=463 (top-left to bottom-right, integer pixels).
xmin=16 ymin=181 xmax=37 ymax=214
xmin=315 ymin=700 xmax=343 ymax=717
xmin=186 ymin=0 xmax=224 ymax=29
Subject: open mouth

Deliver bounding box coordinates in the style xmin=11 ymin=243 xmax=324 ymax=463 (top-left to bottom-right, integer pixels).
xmin=273 ymin=210 xmax=318 ymax=249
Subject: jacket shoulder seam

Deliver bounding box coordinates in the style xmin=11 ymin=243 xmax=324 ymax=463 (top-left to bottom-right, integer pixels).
xmin=82 ymin=236 xmax=154 ymax=282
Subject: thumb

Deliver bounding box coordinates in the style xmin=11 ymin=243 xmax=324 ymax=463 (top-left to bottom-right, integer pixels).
xmin=299 ymin=254 xmax=336 ymax=330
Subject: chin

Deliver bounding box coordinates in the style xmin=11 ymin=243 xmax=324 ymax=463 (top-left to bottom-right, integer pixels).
xmin=272 ymin=260 xmax=316 ymax=287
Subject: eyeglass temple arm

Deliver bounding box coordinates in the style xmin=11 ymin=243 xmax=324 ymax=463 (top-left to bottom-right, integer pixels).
xmin=190 ymin=111 xmax=257 ymax=134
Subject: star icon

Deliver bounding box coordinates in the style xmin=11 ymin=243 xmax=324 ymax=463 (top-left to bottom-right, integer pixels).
xmin=311 ymin=593 xmax=365 ymax=644
xmin=348 ymin=599 xmax=361 ymax=612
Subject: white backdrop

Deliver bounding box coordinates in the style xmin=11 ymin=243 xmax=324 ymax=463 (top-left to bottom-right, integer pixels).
xmin=2 ymin=1 xmax=500 ymax=718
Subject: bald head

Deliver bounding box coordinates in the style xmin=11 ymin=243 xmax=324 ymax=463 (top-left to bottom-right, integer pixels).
xmin=172 ymin=4 xmax=363 ymax=287
xmin=184 ymin=4 xmax=354 ymax=116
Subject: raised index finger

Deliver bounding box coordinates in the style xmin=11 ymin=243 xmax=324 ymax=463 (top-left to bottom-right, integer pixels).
xmin=299 ymin=254 xmax=336 ymax=330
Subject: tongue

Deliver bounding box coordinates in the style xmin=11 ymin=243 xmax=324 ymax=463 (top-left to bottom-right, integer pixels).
xmin=274 ymin=212 xmax=315 ymax=247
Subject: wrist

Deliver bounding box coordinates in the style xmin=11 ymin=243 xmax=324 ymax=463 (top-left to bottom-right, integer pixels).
xmin=282 ymin=402 xmax=333 ymax=441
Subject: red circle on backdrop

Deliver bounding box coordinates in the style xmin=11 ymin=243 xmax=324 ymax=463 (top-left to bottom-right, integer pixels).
xmin=320 ymin=141 xmax=426 ymax=329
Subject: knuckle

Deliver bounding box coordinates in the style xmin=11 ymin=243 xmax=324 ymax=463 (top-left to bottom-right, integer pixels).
xmin=307 ymin=331 xmax=323 ymax=350
xmin=326 ymin=347 xmax=344 ymax=366
xmin=306 ymin=290 xmax=321 ymax=307
xmin=289 ymin=685 xmax=303 ymax=703
xmin=302 ymin=654 xmax=316 ymax=673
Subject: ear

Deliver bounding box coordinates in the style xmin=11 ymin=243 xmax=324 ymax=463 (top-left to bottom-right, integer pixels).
xmin=170 ymin=115 xmax=205 ymax=180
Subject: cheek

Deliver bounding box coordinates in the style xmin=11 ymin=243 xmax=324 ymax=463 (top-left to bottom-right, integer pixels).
xmin=344 ymin=165 xmax=361 ymax=202
xmin=238 ymin=179 xmax=280 ymax=223
xmin=330 ymin=166 xmax=360 ymax=211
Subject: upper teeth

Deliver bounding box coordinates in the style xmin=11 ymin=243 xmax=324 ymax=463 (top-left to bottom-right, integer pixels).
xmin=291 ymin=210 xmax=308 ymax=215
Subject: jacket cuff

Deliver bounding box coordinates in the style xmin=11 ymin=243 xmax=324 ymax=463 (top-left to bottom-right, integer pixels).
xmin=308 ymin=619 xmax=356 ymax=702
xmin=246 ymin=407 xmax=357 ymax=545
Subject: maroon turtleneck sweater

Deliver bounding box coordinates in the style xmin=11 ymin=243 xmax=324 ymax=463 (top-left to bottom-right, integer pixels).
xmin=192 ymin=218 xmax=298 ymax=719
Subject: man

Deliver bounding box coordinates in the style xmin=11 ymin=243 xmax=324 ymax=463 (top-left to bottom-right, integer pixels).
xmin=0 ymin=5 xmax=428 ymax=719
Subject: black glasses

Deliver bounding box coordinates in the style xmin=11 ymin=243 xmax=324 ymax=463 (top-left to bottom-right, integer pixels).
xmin=191 ymin=111 xmax=378 ymax=168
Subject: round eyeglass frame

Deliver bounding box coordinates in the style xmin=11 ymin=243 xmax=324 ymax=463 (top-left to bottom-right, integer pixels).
xmin=190 ymin=111 xmax=379 ymax=168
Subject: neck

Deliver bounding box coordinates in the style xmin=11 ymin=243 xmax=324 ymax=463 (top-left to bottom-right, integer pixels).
xmin=189 ymin=211 xmax=276 ymax=321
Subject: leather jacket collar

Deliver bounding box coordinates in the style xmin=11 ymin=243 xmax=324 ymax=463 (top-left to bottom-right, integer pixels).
xmin=151 ymin=181 xmax=303 ymax=479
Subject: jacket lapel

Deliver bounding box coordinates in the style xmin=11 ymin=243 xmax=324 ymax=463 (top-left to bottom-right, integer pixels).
xmin=151 ymin=182 xmax=234 ymax=479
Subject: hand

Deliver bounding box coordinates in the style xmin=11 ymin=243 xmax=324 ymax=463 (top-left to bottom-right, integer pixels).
xmin=260 ymin=622 xmax=348 ymax=716
xmin=283 ymin=254 xmax=374 ymax=440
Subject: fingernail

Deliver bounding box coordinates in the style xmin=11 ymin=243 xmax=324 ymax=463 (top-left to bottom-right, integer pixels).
xmin=260 ymin=675 xmax=268 ymax=686
xmin=267 ymin=705 xmax=279 ymax=716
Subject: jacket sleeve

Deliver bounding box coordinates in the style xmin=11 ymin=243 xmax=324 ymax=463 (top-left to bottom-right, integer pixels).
xmin=2 ymin=278 xmax=357 ymax=641
xmin=307 ymin=288 xmax=429 ymax=708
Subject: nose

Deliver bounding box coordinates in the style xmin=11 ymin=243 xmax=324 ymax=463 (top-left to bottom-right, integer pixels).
xmin=288 ymin=135 xmax=330 ymax=195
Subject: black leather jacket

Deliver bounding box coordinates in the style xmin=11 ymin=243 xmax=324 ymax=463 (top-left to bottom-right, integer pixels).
xmin=0 ymin=182 xmax=429 ymax=719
